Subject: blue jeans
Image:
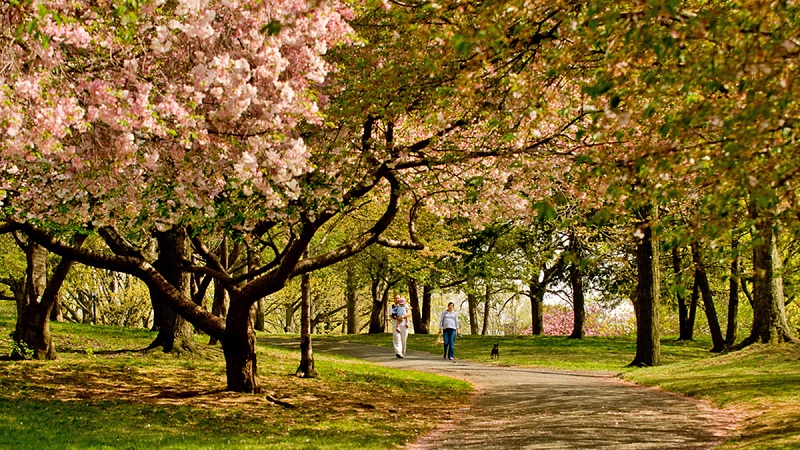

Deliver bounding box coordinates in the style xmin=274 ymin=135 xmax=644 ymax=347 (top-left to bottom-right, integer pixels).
xmin=442 ymin=328 xmax=456 ymax=359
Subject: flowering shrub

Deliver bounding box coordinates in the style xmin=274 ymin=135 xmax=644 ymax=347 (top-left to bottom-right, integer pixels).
xmin=522 ymin=303 xmax=635 ymax=337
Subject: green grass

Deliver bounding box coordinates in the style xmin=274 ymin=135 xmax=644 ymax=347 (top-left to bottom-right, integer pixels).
xmin=626 ymin=343 xmax=800 ymax=450
xmin=328 ymin=332 xmax=714 ymax=372
xmin=0 ymin=303 xmax=471 ymax=449
xmin=4 ymin=299 xmax=798 ymax=449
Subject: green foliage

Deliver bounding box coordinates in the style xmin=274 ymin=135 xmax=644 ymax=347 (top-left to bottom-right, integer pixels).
xmin=8 ymin=331 xmax=33 ymax=360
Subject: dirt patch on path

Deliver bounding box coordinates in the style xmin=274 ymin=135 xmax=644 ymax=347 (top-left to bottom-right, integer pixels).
xmin=261 ymin=338 xmax=739 ymax=449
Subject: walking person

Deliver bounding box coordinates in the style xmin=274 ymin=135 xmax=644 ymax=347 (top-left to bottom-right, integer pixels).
xmin=392 ymin=295 xmax=411 ymax=358
xmin=439 ymin=302 xmax=460 ymax=361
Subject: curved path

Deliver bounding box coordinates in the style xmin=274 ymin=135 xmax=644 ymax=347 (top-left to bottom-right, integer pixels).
xmin=261 ymin=338 xmax=737 ymax=449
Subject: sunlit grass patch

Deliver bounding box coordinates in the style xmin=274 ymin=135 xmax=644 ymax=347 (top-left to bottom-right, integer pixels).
xmin=0 ymin=312 xmax=471 ymax=449
xmin=328 ymin=332 xmax=713 ymax=372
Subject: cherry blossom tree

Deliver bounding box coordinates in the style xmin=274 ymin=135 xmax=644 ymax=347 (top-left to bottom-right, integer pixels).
xmin=2 ymin=1 xmax=589 ymax=392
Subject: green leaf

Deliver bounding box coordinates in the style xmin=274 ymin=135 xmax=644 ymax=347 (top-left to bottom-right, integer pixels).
xmin=261 ymin=20 xmax=283 ymax=36
xmin=451 ymin=34 xmax=473 ymax=55
xmin=582 ymin=79 xmax=613 ymax=98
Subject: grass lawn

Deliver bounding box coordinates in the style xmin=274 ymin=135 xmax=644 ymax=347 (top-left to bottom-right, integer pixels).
xmin=4 ymin=298 xmax=798 ymax=449
xmin=328 ymin=332 xmax=800 ymax=449
xmin=0 ymin=304 xmax=471 ymax=449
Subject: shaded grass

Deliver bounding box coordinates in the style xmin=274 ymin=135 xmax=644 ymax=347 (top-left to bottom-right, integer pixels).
xmin=0 ymin=304 xmax=471 ymax=450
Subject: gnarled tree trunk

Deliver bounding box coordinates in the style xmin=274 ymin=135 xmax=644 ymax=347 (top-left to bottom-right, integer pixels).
xmin=14 ymin=235 xmax=84 ymax=360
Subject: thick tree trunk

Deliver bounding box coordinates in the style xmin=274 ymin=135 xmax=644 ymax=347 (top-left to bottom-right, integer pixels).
xmin=529 ymin=281 xmax=544 ymax=336
xmin=691 ymin=242 xmax=726 ymax=352
xmin=149 ymin=228 xmax=196 ymax=354
xmin=297 ymin=272 xmax=316 ymax=378
xmin=18 ymin=241 xmax=47 ymax=321
xmin=15 ymin=304 xmax=54 ymax=360
xmin=368 ymin=279 xmax=388 ymax=334
xmin=568 ymin=232 xmax=585 ymax=339
xmin=345 ymin=266 xmax=358 ymax=334
xmin=408 ymin=278 xmax=423 ymax=333
xmin=467 ymin=291 xmax=479 ymax=335
xmin=739 ymin=201 xmax=797 ymax=346
xmin=421 ymin=285 xmax=432 ymax=333
xmin=673 ymin=247 xmax=693 ymax=341
xmin=568 ymin=260 xmax=585 ymax=339
xmin=726 ymin=237 xmax=740 ymax=348
xmin=222 ymin=299 xmax=260 ymax=393
xmin=14 ymin=236 xmax=85 ymax=360
xmin=630 ymin=208 xmax=661 ymax=367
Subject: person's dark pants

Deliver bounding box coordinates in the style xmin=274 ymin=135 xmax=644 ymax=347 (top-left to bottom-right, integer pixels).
xmin=443 ymin=328 xmax=456 ymax=359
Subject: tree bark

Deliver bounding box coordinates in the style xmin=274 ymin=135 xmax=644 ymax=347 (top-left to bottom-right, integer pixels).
xmin=149 ymin=228 xmax=197 ymax=354
xmin=529 ymin=281 xmax=545 ymax=335
xmin=686 ymin=273 xmax=699 ymax=340
xmin=297 ymin=271 xmax=316 ymax=377
xmin=481 ymin=283 xmax=490 ymax=335
xmin=568 ymin=232 xmax=585 ymax=339
xmin=49 ymin=295 xmax=63 ymax=322
xmin=345 ymin=266 xmax=358 ymax=334
xmin=467 ymin=291 xmax=479 ymax=335
xmin=421 ymin=284 xmax=432 ymax=334
xmin=408 ymin=278 xmax=423 ymax=333
xmin=222 ymin=298 xmax=259 ymax=393
xmin=14 ymin=240 xmax=48 ymax=360
xmin=691 ymin=242 xmax=726 ymax=352
xmin=254 ymin=298 xmax=265 ymax=331
xmin=367 ymin=278 xmax=388 ymax=334
xmin=210 ymin=236 xmax=231 ymax=345
xmin=630 ymin=207 xmax=661 ymax=367
xmin=14 ymin=235 xmax=85 ymax=360
xmin=726 ymin=236 xmax=740 ymax=348
xmin=568 ymin=260 xmax=585 ymax=339
xmin=673 ymin=247 xmax=693 ymax=341
xmin=209 ymin=280 xmax=229 ymax=345
xmin=738 ymin=199 xmax=797 ymax=346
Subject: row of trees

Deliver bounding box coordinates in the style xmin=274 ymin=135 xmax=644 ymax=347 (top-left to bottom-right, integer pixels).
xmin=2 ymin=0 xmax=799 ymax=392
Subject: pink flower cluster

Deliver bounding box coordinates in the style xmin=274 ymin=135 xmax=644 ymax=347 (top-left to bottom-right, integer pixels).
xmin=521 ymin=303 xmax=636 ymax=337
xmin=0 ymin=0 xmax=353 ymax=228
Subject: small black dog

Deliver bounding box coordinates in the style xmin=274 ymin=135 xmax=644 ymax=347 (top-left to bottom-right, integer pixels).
xmin=490 ymin=343 xmax=499 ymax=359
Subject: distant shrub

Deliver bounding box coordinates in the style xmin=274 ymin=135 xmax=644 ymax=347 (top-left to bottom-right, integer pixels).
xmin=521 ymin=303 xmax=635 ymax=337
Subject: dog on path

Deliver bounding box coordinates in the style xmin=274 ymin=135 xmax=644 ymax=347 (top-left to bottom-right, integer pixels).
xmin=491 ymin=343 xmax=499 ymax=359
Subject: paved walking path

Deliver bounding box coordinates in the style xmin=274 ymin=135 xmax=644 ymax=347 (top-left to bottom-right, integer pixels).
xmin=261 ymin=338 xmax=738 ymax=449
